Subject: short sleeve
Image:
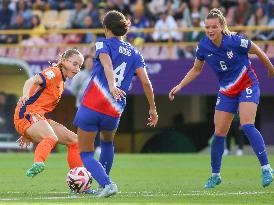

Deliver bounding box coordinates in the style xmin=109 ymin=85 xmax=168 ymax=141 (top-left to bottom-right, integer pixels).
xmin=94 ymin=40 xmax=110 ymax=59
xmin=195 ymin=43 xmax=205 ymax=61
xmin=233 ymin=34 xmax=251 ymax=54
xmin=134 ymin=52 xmax=146 ymax=70
xmin=39 ymin=68 xmax=58 ymax=87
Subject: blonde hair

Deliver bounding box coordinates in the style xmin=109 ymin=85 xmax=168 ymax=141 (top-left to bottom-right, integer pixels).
xmin=56 ymin=48 xmax=84 ymax=68
xmin=206 ymin=8 xmax=232 ymax=36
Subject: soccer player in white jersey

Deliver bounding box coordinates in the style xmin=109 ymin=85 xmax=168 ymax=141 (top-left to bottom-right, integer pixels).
xmin=169 ymin=8 xmax=274 ymax=188
xmin=74 ymin=10 xmax=158 ymax=197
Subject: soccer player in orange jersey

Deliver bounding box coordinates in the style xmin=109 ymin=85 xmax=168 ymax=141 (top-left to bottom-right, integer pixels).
xmin=14 ymin=49 xmax=84 ymax=178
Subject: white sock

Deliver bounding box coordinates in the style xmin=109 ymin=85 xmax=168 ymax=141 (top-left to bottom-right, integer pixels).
xmin=212 ymin=173 xmax=220 ymax=177
xmin=261 ymin=164 xmax=271 ymax=170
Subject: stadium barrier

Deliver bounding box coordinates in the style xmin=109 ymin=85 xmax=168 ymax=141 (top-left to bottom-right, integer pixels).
xmin=0 ymin=26 xmax=274 ymax=60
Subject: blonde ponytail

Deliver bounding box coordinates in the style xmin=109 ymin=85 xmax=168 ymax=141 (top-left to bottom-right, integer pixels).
xmin=56 ymin=49 xmax=84 ymax=68
xmin=206 ymin=8 xmax=232 ymax=36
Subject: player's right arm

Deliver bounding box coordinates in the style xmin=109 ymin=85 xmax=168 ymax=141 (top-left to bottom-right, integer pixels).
xmin=169 ymin=58 xmax=204 ymax=101
xmin=18 ymin=74 xmax=44 ymax=105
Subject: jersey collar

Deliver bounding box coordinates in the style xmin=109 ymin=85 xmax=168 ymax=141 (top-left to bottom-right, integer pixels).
xmin=209 ymin=34 xmax=225 ymax=49
xmin=110 ymin=36 xmax=124 ymax=42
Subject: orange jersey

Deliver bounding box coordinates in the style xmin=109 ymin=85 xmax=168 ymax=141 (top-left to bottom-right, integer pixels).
xmin=15 ymin=66 xmax=65 ymax=119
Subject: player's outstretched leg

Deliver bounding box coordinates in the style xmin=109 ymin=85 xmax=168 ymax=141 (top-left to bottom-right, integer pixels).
xmin=26 ymin=137 xmax=56 ymax=178
xmin=26 ymin=162 xmax=45 ymax=177
xmin=80 ymin=151 xmax=118 ymax=197
xmin=205 ymin=135 xmax=225 ymax=188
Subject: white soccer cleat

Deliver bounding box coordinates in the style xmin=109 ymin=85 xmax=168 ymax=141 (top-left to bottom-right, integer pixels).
xmin=236 ymin=149 xmax=243 ymax=156
xmin=223 ymin=149 xmax=229 ymax=156
xmin=97 ymin=183 xmax=118 ymax=198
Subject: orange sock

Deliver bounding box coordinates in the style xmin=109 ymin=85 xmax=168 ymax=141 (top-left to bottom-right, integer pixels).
xmin=67 ymin=143 xmax=83 ymax=169
xmin=34 ymin=137 xmax=57 ymax=162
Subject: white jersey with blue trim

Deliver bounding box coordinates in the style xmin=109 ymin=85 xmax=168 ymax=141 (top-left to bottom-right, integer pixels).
xmin=196 ymin=34 xmax=258 ymax=97
xmin=81 ymin=37 xmax=146 ymax=117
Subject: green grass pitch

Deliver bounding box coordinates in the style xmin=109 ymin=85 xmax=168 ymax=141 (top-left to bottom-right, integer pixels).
xmin=0 ymin=153 xmax=273 ymax=204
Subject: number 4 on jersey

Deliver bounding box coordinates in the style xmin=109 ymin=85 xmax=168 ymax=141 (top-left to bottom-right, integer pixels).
xmin=114 ymin=62 xmax=126 ymax=87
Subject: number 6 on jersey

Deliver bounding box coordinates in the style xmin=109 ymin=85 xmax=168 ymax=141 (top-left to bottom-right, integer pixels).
xmin=219 ymin=61 xmax=227 ymax=71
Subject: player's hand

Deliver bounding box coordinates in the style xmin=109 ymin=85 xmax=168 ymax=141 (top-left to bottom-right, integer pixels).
xmin=16 ymin=136 xmax=32 ymax=150
xmin=18 ymin=95 xmax=29 ymax=105
xmin=169 ymin=84 xmax=182 ymax=101
xmin=110 ymin=86 xmax=126 ymax=101
xmin=147 ymin=109 xmax=158 ymax=127
xmin=268 ymin=68 xmax=274 ymax=78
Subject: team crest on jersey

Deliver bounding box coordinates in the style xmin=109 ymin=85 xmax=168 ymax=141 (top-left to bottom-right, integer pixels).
xmin=227 ymin=50 xmax=233 ymax=59
xmin=45 ymin=70 xmax=55 ymax=79
xmin=95 ymin=42 xmax=103 ymax=50
xmin=240 ymin=39 xmax=248 ymax=48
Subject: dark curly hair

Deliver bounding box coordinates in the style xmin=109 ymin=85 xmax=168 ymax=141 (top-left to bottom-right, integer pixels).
xmin=102 ymin=10 xmax=131 ymax=36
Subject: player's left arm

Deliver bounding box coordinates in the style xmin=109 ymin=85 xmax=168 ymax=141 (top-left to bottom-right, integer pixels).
xmin=135 ymin=67 xmax=158 ymax=127
xmin=248 ymin=42 xmax=274 ymax=77
xmin=99 ymin=53 xmax=126 ymax=100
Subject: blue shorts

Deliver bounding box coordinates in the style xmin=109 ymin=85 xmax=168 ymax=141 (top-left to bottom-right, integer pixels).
xmin=215 ymin=83 xmax=260 ymax=114
xmin=74 ymin=106 xmax=120 ymax=132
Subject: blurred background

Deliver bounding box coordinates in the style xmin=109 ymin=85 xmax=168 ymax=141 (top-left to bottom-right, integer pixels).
xmin=0 ymin=0 xmax=273 ymax=154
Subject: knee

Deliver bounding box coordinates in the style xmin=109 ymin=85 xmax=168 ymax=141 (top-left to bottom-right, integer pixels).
xmin=214 ymin=128 xmax=228 ymax=137
xmin=214 ymin=123 xmax=230 ymax=137
xmin=67 ymin=137 xmax=78 ymax=145
xmin=240 ymin=117 xmax=255 ymax=125
xmin=41 ymin=135 xmax=58 ymax=142
xmin=61 ymin=133 xmax=78 ymax=145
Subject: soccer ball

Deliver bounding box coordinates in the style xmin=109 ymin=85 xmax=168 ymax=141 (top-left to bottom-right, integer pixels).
xmin=66 ymin=167 xmax=93 ymax=193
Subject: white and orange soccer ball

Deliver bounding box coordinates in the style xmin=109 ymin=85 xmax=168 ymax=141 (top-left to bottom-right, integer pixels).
xmin=66 ymin=167 xmax=93 ymax=193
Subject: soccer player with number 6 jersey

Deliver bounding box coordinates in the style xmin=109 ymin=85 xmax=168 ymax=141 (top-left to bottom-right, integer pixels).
xmin=169 ymin=8 xmax=274 ymax=188
xmin=74 ymin=10 xmax=158 ymax=197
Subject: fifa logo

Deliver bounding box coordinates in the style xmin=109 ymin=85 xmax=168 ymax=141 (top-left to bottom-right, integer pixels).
xmin=227 ymin=50 xmax=233 ymax=59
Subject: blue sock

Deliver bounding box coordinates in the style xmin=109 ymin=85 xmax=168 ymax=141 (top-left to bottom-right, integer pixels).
xmin=241 ymin=124 xmax=269 ymax=166
xmin=80 ymin=152 xmax=111 ymax=187
xmin=99 ymin=140 xmax=114 ymax=175
xmin=211 ymin=135 xmax=225 ymax=173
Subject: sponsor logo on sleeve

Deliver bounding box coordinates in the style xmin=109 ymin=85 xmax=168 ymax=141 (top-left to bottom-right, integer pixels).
xmin=95 ymin=42 xmax=103 ymax=50
xmin=45 ymin=70 xmax=55 ymax=79
xmin=240 ymin=39 xmax=248 ymax=48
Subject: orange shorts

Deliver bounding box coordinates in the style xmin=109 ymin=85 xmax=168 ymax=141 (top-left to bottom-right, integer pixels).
xmin=14 ymin=112 xmax=50 ymax=137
